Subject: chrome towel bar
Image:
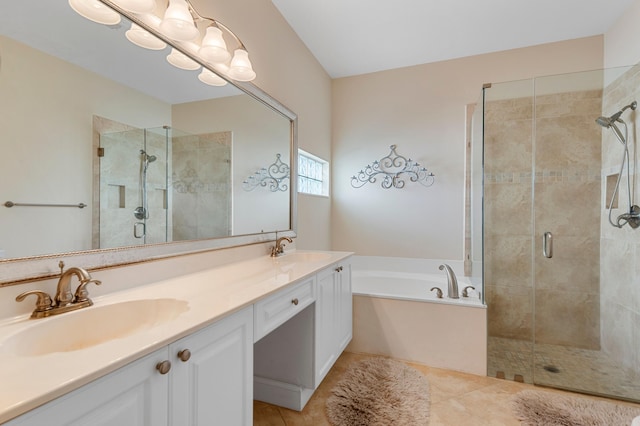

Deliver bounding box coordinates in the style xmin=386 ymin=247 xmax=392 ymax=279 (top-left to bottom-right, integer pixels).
xmin=4 ymin=201 xmax=87 ymax=209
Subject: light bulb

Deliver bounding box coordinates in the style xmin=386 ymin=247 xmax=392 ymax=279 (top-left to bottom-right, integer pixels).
xmin=159 ymin=0 xmax=198 ymax=41
xmin=198 ymin=69 xmax=227 ymax=86
xmin=68 ymin=0 xmax=121 ymax=25
xmin=112 ymin=0 xmax=155 ymax=14
xmin=227 ymin=49 xmax=256 ymax=82
xmin=166 ymin=48 xmax=200 ymax=71
xmin=126 ymin=23 xmax=167 ymax=50
xmin=198 ymin=26 xmax=231 ymax=63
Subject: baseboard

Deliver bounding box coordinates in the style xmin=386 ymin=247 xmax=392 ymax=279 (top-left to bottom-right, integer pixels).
xmin=253 ymin=376 xmax=314 ymax=411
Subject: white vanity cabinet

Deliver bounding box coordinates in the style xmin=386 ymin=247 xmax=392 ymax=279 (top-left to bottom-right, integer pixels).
xmin=6 ymin=306 xmax=253 ymax=426
xmin=170 ymin=305 xmax=253 ymax=425
xmin=315 ymin=260 xmax=352 ymax=386
xmin=4 ymin=348 xmax=170 ymax=426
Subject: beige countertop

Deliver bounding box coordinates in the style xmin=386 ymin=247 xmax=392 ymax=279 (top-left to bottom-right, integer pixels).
xmin=0 ymin=250 xmax=352 ymax=424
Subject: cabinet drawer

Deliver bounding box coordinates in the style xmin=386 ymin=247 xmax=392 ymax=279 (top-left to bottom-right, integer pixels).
xmin=254 ymin=277 xmax=316 ymax=342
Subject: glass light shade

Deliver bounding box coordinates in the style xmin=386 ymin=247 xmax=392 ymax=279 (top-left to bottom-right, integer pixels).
xmin=198 ymin=27 xmax=231 ymax=63
xmin=126 ymin=23 xmax=167 ymax=50
xmin=68 ymin=0 xmax=121 ymax=25
xmin=227 ymin=49 xmax=256 ymax=82
xmin=112 ymin=0 xmax=155 ymax=13
xmin=198 ymin=69 xmax=227 ymax=86
xmin=166 ymin=48 xmax=200 ymax=70
xmin=159 ymin=0 xmax=199 ymax=41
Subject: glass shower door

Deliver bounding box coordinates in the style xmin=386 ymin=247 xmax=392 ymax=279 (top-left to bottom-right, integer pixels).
xmin=531 ymin=68 xmax=640 ymax=401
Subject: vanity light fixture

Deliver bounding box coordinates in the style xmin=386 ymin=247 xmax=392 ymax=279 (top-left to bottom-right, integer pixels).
xmin=159 ymin=0 xmax=199 ymax=41
xmin=166 ymin=48 xmax=200 ymax=70
xmin=68 ymin=0 xmax=121 ymax=25
xmin=69 ymin=0 xmax=257 ymax=83
xmin=198 ymin=69 xmax=227 ymax=86
xmin=351 ymin=145 xmax=435 ymax=189
xmin=243 ymin=154 xmax=290 ymax=192
xmin=113 ymin=0 xmax=156 ymax=14
xmin=125 ymin=23 xmax=167 ymax=50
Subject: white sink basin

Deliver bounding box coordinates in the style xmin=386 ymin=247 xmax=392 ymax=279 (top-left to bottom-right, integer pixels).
xmin=2 ymin=298 xmax=189 ymax=356
xmin=277 ymin=252 xmax=332 ymax=263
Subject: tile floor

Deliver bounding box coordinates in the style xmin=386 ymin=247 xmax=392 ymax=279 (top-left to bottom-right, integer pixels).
xmin=488 ymin=336 xmax=640 ymax=401
xmin=253 ymin=351 xmax=640 ymax=425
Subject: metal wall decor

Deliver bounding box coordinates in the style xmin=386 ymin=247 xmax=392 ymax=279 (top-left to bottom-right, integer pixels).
xmin=242 ymin=154 xmax=290 ymax=192
xmin=350 ymin=145 xmax=435 ymax=189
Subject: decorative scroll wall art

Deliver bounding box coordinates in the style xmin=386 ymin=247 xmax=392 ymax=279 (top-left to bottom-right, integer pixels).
xmin=243 ymin=153 xmax=290 ymax=192
xmin=350 ymin=145 xmax=435 ymax=189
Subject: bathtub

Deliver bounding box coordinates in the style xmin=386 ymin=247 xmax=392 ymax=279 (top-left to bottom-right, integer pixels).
xmin=347 ymin=256 xmax=487 ymax=375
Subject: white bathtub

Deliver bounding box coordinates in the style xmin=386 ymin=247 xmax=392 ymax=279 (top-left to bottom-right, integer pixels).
xmin=352 ymin=270 xmax=484 ymax=307
xmin=347 ymin=256 xmax=487 ymax=375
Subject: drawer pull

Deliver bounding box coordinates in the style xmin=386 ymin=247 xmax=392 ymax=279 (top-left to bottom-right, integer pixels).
xmin=177 ymin=349 xmax=191 ymax=362
xmin=291 ymin=298 xmax=299 ymax=306
xmin=156 ymin=360 xmax=171 ymax=375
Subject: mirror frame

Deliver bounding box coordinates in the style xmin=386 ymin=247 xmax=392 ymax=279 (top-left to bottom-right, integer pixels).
xmin=0 ymin=0 xmax=297 ymax=285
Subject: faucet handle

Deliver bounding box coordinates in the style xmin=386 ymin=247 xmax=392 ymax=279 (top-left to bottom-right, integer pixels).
xmin=16 ymin=290 xmax=54 ymax=315
xmin=462 ymin=286 xmax=476 ymax=298
xmin=430 ymin=287 xmax=443 ymax=299
xmin=74 ymin=279 xmax=102 ymax=303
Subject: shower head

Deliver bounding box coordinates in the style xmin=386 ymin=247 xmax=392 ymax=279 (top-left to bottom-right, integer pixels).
xmin=596 ymin=101 xmax=637 ymax=144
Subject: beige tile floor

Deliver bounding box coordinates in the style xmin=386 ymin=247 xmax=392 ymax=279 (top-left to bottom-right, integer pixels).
xmin=254 ymin=351 xmax=640 ymax=425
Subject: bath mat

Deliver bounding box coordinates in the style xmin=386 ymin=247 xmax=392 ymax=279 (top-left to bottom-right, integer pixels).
xmin=511 ymin=389 xmax=640 ymax=425
xmin=326 ymin=357 xmax=430 ymax=426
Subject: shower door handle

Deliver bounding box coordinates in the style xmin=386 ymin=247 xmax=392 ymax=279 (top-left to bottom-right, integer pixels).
xmin=543 ymin=232 xmax=553 ymax=258
xmin=134 ymin=222 xmax=145 ymax=239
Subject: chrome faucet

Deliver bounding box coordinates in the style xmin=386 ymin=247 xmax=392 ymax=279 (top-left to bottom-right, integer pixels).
xmin=16 ymin=261 xmax=101 ymax=319
xmin=439 ymin=264 xmax=459 ymax=299
xmin=271 ymin=236 xmax=292 ymax=257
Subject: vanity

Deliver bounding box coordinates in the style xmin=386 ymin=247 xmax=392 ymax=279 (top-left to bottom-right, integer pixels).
xmin=0 ymin=250 xmax=352 ymax=425
xmin=0 ymin=1 xmax=346 ymax=423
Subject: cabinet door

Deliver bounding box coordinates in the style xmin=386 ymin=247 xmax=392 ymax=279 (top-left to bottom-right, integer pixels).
xmin=314 ymin=266 xmax=339 ymax=386
xmin=170 ymin=306 xmax=253 ymax=426
xmin=6 ymin=349 xmax=169 ymax=426
xmin=336 ymin=260 xmax=353 ymax=353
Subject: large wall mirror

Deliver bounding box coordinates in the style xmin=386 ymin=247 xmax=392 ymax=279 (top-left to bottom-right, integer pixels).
xmin=0 ymin=0 xmax=297 ymax=283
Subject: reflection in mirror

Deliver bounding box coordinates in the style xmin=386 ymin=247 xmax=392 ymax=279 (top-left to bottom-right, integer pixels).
xmin=0 ymin=0 xmax=296 ymax=277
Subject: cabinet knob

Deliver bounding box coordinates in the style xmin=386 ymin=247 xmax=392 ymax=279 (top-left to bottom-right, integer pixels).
xmin=156 ymin=360 xmax=171 ymax=375
xmin=335 ymin=266 xmax=343 ymax=272
xmin=177 ymin=349 xmax=191 ymax=362
xmin=291 ymin=298 xmax=299 ymax=306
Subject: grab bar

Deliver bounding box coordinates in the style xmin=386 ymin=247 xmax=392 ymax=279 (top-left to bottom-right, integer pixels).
xmin=543 ymin=232 xmax=553 ymax=258
xmin=4 ymin=201 xmax=87 ymax=209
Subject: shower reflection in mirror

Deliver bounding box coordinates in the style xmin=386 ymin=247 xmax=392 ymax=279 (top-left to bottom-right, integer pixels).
xmin=596 ymin=100 xmax=640 ymax=229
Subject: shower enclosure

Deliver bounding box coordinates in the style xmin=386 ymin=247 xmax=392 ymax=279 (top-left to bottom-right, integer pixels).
xmin=97 ymin=125 xmax=232 ymax=249
xmin=476 ymin=65 xmax=640 ymax=402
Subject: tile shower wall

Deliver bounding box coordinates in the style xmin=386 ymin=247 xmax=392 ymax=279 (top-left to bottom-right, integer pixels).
xmin=600 ymin=65 xmax=640 ymax=374
xmin=171 ymin=131 xmax=231 ymax=240
xmin=485 ymin=89 xmax=603 ymax=349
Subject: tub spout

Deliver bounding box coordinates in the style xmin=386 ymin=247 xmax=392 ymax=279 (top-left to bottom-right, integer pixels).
xmin=439 ymin=264 xmax=459 ymax=299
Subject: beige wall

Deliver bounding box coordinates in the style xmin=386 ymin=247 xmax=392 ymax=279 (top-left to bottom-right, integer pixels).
xmin=605 ymin=0 xmax=640 ymax=68
xmin=331 ymin=36 xmax=604 ymax=259
xmin=193 ymin=0 xmax=333 ymax=250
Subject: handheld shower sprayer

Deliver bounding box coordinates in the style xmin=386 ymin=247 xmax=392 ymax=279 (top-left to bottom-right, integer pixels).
xmin=596 ymin=100 xmax=639 ymax=229
xmin=596 ymin=101 xmax=637 ymax=145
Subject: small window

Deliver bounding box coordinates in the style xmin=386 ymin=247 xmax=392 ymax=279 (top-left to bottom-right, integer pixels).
xmin=298 ymin=149 xmax=329 ymax=196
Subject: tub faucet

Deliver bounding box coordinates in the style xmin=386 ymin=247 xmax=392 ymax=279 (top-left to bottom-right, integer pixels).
xmin=439 ymin=264 xmax=459 ymax=299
